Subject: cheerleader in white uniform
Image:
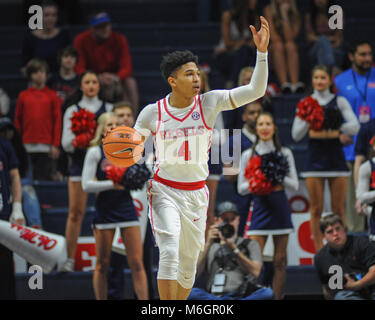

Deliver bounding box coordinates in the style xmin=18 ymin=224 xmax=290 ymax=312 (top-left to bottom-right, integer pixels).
xmin=238 ymin=112 xmax=299 ymax=300
xmin=81 ymin=112 xmax=148 ymax=300
xmin=61 ymin=71 xmax=113 ymax=271
xmin=356 ymin=137 xmax=375 ymax=242
xmin=291 ymin=65 xmax=359 ymax=251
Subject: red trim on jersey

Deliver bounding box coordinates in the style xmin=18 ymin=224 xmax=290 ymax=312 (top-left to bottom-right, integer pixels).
xmin=163 ymin=96 xmax=197 ymax=122
xmin=148 ymin=180 xmax=155 ymax=233
xmin=152 ymin=100 xmax=162 ymax=136
xmin=198 ymin=95 xmax=212 ymax=130
xmin=243 ymin=202 xmax=253 ymax=238
xmin=153 ymin=172 xmax=206 ymax=190
xmin=204 ymin=186 xmax=209 ymax=216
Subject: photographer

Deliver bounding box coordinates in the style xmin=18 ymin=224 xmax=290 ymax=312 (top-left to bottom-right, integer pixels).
xmin=188 ymin=201 xmax=274 ymax=300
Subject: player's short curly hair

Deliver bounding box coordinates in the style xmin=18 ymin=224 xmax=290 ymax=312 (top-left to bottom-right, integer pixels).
xmin=160 ymin=50 xmax=199 ymax=82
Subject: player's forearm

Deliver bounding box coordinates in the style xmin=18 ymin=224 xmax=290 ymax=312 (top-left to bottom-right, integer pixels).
xmin=229 ymin=51 xmax=268 ymax=108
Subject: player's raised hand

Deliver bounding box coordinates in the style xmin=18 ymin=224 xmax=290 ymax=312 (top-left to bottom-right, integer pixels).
xmin=250 ymin=16 xmax=270 ymax=53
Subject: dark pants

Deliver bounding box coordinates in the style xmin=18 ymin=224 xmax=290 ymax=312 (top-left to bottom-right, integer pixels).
xmin=0 ymin=243 xmax=16 ymax=299
xmin=107 ymin=221 xmax=156 ymax=299
xmin=29 ymin=153 xmax=55 ymax=181
xmin=188 ymin=287 xmax=274 ymax=300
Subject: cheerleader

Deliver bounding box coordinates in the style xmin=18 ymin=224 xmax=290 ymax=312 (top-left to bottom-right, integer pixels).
xmin=238 ymin=112 xmax=299 ymax=300
xmin=356 ymin=136 xmax=375 ymax=242
xmin=291 ymin=65 xmax=360 ymax=251
xmin=61 ymin=71 xmax=113 ymax=271
xmin=81 ymin=112 xmax=148 ymax=300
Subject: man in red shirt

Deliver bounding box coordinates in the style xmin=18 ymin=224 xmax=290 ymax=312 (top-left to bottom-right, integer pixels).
xmin=14 ymin=58 xmax=61 ymax=180
xmin=74 ymin=12 xmax=139 ymax=109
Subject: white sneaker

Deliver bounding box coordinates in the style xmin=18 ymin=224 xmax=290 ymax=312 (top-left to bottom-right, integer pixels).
xmin=291 ymin=82 xmax=305 ymax=94
xmin=281 ymin=82 xmax=292 ymax=94
xmin=60 ymin=258 xmax=75 ymax=272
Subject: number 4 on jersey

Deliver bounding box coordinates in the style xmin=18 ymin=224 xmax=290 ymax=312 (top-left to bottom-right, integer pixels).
xmin=178 ymin=140 xmax=191 ymax=161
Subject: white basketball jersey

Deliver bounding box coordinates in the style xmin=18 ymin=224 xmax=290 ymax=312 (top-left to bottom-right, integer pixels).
xmin=153 ymin=95 xmax=212 ymax=186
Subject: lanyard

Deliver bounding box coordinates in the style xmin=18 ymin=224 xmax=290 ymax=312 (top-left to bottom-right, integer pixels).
xmin=352 ymin=69 xmax=371 ymax=104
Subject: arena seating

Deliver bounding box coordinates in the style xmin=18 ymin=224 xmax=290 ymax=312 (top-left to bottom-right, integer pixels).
xmin=1 ymin=0 xmax=374 ymax=300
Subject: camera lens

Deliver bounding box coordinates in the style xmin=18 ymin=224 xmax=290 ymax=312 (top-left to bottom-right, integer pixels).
xmin=218 ymin=223 xmax=235 ymax=239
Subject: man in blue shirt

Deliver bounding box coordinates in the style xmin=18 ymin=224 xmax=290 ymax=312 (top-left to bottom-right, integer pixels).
xmin=335 ymin=41 xmax=375 ymax=161
xmin=335 ymin=40 xmax=375 ymax=232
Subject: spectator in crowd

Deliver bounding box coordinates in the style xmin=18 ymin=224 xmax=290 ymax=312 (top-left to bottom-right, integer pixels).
xmin=113 ymin=101 xmax=135 ymax=128
xmin=304 ymin=0 xmax=344 ymax=76
xmin=292 ymin=65 xmax=359 ymax=251
xmin=214 ymin=0 xmax=261 ymax=88
xmin=353 ymin=120 xmax=375 ymax=218
xmin=0 ymin=87 xmax=10 ymax=117
xmin=81 ymin=112 xmax=148 ymax=300
xmin=356 ymin=136 xmax=375 ymax=241
xmin=48 ymin=45 xmax=80 ymax=109
xmin=14 ymin=58 xmax=62 ymax=181
xmin=314 ymin=214 xmax=375 ymax=300
xmin=335 ymin=40 xmax=375 ymax=233
xmin=0 ymin=118 xmax=42 ymax=229
xmin=223 ymin=101 xmax=262 ymax=236
xmin=22 ymin=0 xmax=71 ymax=74
xmin=263 ymin=0 xmax=304 ymax=94
xmin=188 ymin=201 xmax=274 ymax=300
xmin=48 ymin=45 xmax=80 ymax=179
xmin=73 ymin=12 xmax=139 ymax=108
xmin=61 ymin=70 xmax=113 ymax=272
xmin=354 ymin=119 xmax=375 ymax=186
xmin=0 ymin=132 xmax=24 ymax=299
xmin=238 ymin=112 xmax=299 ymax=299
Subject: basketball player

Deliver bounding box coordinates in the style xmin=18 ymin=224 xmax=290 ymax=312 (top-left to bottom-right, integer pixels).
xmin=133 ymin=16 xmax=270 ymax=300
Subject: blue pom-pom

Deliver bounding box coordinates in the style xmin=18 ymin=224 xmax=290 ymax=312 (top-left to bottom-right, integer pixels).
xmin=322 ymin=107 xmax=343 ymax=130
xmin=260 ymin=151 xmax=289 ymax=186
xmin=122 ymin=163 xmax=151 ymax=190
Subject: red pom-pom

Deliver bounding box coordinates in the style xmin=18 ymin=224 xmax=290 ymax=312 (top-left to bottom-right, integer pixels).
xmin=105 ymin=165 xmax=127 ymax=184
xmin=370 ymin=171 xmax=375 ymax=189
xmin=70 ymin=108 xmax=97 ymax=149
xmin=244 ymin=155 xmax=274 ymax=195
xmin=72 ymin=132 xmax=94 ymax=149
xmin=70 ymin=109 xmax=97 ymax=135
xmin=296 ymin=96 xmax=324 ymax=131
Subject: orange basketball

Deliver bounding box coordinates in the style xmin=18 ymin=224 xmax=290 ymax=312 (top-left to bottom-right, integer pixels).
xmin=102 ymin=126 xmax=144 ymax=167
